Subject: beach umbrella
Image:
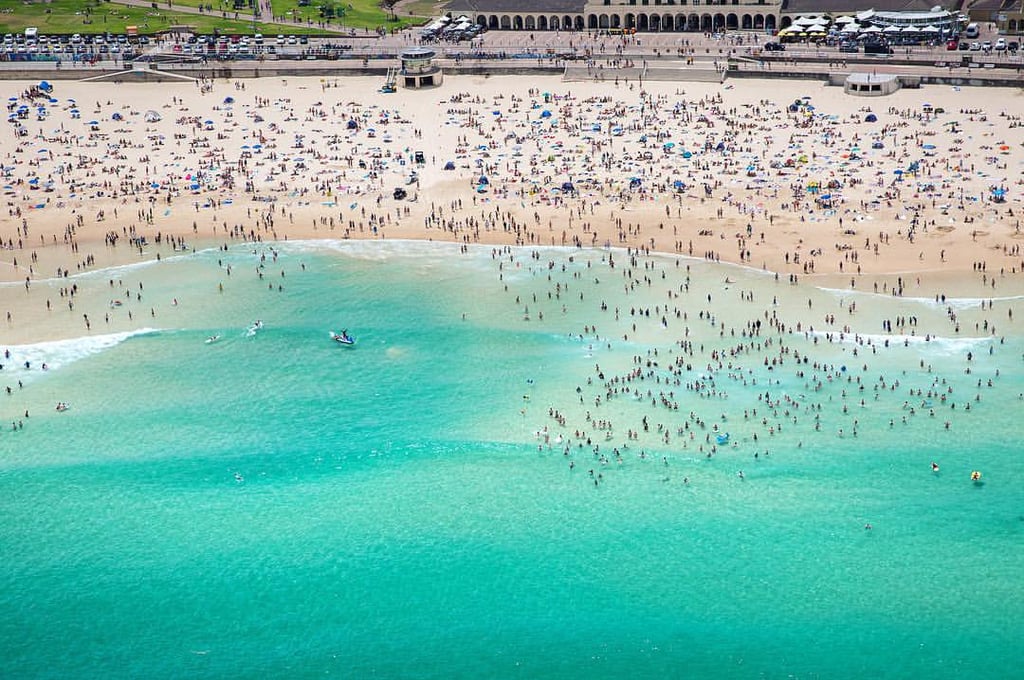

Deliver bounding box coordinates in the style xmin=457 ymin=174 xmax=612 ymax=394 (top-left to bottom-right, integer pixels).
xmin=224 ymin=96 xmax=235 ymax=104
xmin=884 ymin=25 xmax=901 ymax=33
xmin=922 ymin=144 xmax=936 ymax=150
xmin=7 ymin=97 xmax=16 ymax=102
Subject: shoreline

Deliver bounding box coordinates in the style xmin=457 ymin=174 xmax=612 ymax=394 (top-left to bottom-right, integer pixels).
xmin=2 ymin=72 xmax=1022 ymax=343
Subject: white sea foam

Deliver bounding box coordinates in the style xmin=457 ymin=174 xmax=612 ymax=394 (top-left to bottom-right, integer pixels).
xmin=806 ymin=329 xmax=993 ymax=355
xmin=816 ymin=285 xmax=1024 ymax=311
xmin=0 ymin=249 xmax=214 ymax=289
xmin=1 ymin=328 xmax=160 ymax=378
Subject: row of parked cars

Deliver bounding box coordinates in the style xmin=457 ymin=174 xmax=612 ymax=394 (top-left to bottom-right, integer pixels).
xmin=948 ymin=37 xmax=1018 ymax=52
xmin=184 ymin=33 xmax=310 ymax=47
xmin=2 ymin=32 xmax=151 ymax=57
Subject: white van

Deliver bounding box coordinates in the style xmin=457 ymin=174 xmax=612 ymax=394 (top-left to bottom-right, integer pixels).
xmin=964 ymin=23 xmax=980 ymax=38
xmin=24 ymin=27 xmax=38 ymax=40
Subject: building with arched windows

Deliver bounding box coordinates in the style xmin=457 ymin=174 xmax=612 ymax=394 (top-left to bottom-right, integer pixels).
xmin=443 ymin=0 xmax=783 ymax=33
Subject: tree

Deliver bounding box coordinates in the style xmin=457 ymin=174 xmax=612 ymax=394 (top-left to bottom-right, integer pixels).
xmin=380 ymin=0 xmax=398 ymax=22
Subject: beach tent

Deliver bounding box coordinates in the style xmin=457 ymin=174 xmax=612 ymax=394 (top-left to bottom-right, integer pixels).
xmin=144 ymin=110 xmax=161 ymax=123
xmin=443 ymin=161 xmax=455 ymax=170
xmin=112 ymin=112 xmax=123 ymax=121
xmin=224 ymin=96 xmax=235 ymax=104
xmin=864 ymin=113 xmax=878 ymax=122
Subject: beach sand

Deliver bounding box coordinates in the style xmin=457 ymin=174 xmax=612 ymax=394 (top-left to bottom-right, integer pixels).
xmin=1 ymin=74 xmax=1022 ymax=343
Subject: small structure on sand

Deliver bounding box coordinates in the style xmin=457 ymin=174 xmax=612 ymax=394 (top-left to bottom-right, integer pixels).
xmin=400 ymin=48 xmax=442 ymax=89
xmin=844 ymin=73 xmax=901 ymax=97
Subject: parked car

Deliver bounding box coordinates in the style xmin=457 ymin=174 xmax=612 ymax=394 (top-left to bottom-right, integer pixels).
xmin=994 ymin=38 xmax=1006 ymax=51
xmin=763 ymin=41 xmax=785 ymax=51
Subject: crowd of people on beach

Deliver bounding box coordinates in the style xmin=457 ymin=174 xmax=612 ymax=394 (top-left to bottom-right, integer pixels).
xmin=1 ymin=76 xmax=1020 ymax=495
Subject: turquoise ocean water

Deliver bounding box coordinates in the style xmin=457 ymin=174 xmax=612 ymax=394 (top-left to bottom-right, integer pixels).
xmin=1 ymin=240 xmax=1022 ymax=678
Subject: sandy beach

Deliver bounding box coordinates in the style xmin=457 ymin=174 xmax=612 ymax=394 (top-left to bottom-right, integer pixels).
xmin=1 ymin=73 xmax=1022 ymax=342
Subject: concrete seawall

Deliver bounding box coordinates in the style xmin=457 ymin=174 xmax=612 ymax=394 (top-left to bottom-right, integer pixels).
xmin=2 ymin=59 xmax=1021 ymax=89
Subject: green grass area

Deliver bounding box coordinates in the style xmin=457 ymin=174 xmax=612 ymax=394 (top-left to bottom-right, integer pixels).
xmin=0 ymin=0 xmax=305 ymax=35
xmin=399 ymin=0 xmax=445 ymax=20
xmin=0 ymin=0 xmax=417 ymax=35
xmin=267 ymin=0 xmax=417 ymax=31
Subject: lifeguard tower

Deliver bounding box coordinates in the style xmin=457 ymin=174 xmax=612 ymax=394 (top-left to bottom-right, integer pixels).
xmin=400 ymin=48 xmax=442 ymax=89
